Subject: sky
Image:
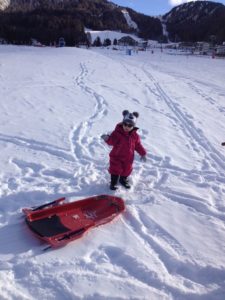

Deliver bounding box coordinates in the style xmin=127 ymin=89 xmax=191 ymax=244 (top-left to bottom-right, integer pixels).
xmin=111 ymin=0 xmax=225 ymax=16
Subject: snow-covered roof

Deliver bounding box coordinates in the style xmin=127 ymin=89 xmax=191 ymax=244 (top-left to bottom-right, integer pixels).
xmin=85 ymin=29 xmax=141 ymax=43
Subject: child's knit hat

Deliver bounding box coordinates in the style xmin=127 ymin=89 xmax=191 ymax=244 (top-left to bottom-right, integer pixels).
xmin=122 ymin=110 xmax=139 ymax=126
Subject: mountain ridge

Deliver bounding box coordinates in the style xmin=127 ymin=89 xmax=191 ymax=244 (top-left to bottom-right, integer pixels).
xmin=0 ymin=0 xmax=225 ymax=45
xmin=164 ymin=1 xmax=225 ymax=42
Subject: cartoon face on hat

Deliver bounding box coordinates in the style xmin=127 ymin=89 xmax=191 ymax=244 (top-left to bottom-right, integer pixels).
xmin=122 ymin=110 xmax=139 ymax=127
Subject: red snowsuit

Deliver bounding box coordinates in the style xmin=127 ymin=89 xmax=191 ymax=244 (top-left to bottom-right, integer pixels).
xmin=105 ymin=123 xmax=147 ymax=177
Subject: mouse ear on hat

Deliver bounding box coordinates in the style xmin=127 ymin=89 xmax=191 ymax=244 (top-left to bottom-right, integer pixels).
xmin=133 ymin=112 xmax=139 ymax=118
xmin=122 ymin=110 xmax=129 ymax=116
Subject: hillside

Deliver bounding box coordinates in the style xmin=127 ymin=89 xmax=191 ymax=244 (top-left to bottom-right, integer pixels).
xmin=164 ymin=1 xmax=225 ymax=43
xmin=0 ymin=0 xmax=162 ymax=45
xmin=0 ymin=1 xmax=225 ymax=45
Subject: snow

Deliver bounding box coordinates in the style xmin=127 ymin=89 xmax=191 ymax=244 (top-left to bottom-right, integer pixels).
xmin=158 ymin=16 xmax=169 ymax=40
xmin=0 ymin=0 xmax=9 ymax=10
xmin=121 ymin=9 xmax=138 ymax=30
xmin=1 ymin=45 xmax=225 ymax=299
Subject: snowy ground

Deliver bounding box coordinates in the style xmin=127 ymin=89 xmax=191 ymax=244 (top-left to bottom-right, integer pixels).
xmin=0 ymin=45 xmax=225 ymax=300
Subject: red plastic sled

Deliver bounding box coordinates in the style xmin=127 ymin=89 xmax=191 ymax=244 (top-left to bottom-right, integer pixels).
xmin=23 ymin=194 xmax=125 ymax=248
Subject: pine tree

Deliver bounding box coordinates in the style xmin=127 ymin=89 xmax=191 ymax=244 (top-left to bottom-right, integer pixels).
xmin=113 ymin=38 xmax=118 ymax=46
xmin=103 ymin=38 xmax=111 ymax=47
xmin=93 ymin=36 xmax=102 ymax=47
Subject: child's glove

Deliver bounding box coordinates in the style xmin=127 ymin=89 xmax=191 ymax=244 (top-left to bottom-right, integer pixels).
xmin=140 ymin=155 xmax=147 ymax=162
xmin=101 ymin=134 xmax=109 ymax=142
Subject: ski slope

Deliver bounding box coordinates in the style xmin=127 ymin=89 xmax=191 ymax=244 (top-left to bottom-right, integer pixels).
xmin=0 ymin=45 xmax=225 ymax=300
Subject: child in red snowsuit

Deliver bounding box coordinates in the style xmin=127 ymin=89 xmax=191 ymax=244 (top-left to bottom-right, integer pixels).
xmin=101 ymin=110 xmax=147 ymax=190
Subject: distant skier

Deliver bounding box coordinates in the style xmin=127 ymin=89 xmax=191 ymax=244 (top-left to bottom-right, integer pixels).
xmin=222 ymin=142 xmax=225 ymax=146
xmin=101 ymin=110 xmax=147 ymax=190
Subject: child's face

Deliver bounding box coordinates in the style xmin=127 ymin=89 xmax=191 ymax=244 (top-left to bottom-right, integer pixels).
xmin=123 ymin=122 xmax=133 ymax=132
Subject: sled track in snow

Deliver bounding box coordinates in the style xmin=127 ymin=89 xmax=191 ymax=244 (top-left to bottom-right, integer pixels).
xmin=142 ymin=65 xmax=225 ymax=217
xmin=70 ymin=62 xmax=108 ymax=163
xmin=142 ymin=66 xmax=225 ymax=175
xmin=0 ymin=133 xmax=74 ymax=162
xmin=119 ymin=59 xmax=225 ymax=175
xmin=68 ymin=62 xmax=110 ymax=190
xmin=0 ymin=135 xmax=76 ymax=195
xmin=119 ymin=58 xmax=225 ymax=175
xmin=122 ymin=207 xmax=225 ymax=291
xmin=145 ymin=67 xmax=225 ymax=211
xmin=115 ymin=58 xmax=225 ymax=219
xmin=148 ymin=64 xmax=225 ymax=116
xmin=187 ymin=81 xmax=225 ymax=116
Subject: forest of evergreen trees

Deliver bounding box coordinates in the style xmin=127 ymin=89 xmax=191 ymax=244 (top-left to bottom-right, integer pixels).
xmin=0 ymin=1 xmax=163 ymax=46
xmin=164 ymin=1 xmax=225 ymax=43
xmin=0 ymin=10 xmax=87 ymax=45
xmin=0 ymin=0 xmax=224 ymax=46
